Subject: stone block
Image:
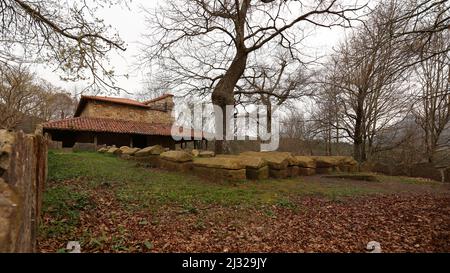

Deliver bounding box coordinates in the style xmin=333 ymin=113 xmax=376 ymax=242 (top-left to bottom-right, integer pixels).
xmin=133 ymin=155 xmax=160 ymax=168
xmin=316 ymin=167 xmax=334 ymax=174
xmin=192 ymin=166 xmax=246 ymax=181
xmin=193 ymin=157 xmax=243 ymax=170
xmin=269 ymin=168 xmax=289 ymax=179
xmin=339 ymin=165 xmax=357 ymax=173
xmin=246 ymin=166 xmax=269 ymax=180
xmin=159 ymin=159 xmax=193 ymax=172
xmin=118 ymin=146 xmax=140 ymax=156
xmin=191 ymin=149 xmax=200 ymax=157
xmin=160 ymin=151 xmax=193 ymax=163
xmin=295 ymin=156 xmax=316 ymax=168
xmin=288 ymin=166 xmax=300 ymax=177
xmin=299 ymin=167 xmax=316 ymax=176
xmin=240 ymin=151 xmax=289 ymax=170
xmin=198 ymin=151 xmax=215 ymax=158
xmin=312 ymin=156 xmax=358 ymax=171
xmin=135 ymin=145 xmax=164 ymax=157
xmin=216 ymin=155 xmax=268 ymax=180
xmin=106 ymin=147 xmax=119 ymax=154
xmin=97 ymin=147 xmax=108 ymax=153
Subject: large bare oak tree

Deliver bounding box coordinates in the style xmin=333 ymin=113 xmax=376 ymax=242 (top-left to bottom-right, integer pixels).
xmin=141 ymin=0 xmax=366 ymax=153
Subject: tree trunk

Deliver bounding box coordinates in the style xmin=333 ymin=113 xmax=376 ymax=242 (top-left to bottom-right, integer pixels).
xmin=353 ymin=94 xmax=365 ymax=162
xmin=266 ymin=101 xmax=272 ymax=135
xmin=212 ymin=51 xmax=248 ymax=154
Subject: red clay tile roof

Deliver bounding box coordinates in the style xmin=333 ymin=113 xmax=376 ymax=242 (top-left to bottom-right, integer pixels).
xmin=42 ymin=117 xmax=206 ymax=138
xmin=74 ymin=94 xmax=173 ymax=117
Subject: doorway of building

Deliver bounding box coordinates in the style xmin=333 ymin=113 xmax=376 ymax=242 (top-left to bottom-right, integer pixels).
xmin=132 ymin=135 xmax=147 ymax=148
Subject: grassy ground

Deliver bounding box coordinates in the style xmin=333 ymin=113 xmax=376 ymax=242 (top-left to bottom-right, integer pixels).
xmin=38 ymin=151 xmax=450 ymax=253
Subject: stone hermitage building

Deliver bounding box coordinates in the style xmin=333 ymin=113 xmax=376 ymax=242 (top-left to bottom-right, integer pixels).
xmin=42 ymin=94 xmax=206 ymax=149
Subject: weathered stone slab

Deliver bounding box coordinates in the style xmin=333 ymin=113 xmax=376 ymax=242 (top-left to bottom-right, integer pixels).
xmin=97 ymin=147 xmax=108 ymax=153
xmin=159 ymin=159 xmax=193 ymax=172
xmin=191 ymin=149 xmax=200 ymax=157
xmin=194 ymin=157 xmax=244 ymax=170
xmin=240 ymin=152 xmax=289 ymax=170
xmin=295 ymin=156 xmax=316 ymax=168
xmin=135 ymin=145 xmax=164 ymax=157
xmin=119 ymin=154 xmax=130 ymax=160
xmin=216 ymin=155 xmax=268 ymax=180
xmin=312 ymin=156 xmax=339 ymax=168
xmin=217 ymin=155 xmax=267 ymax=169
xmin=246 ymin=166 xmax=269 ymax=180
xmin=269 ymin=168 xmax=289 ymax=179
xmin=264 ymin=152 xmax=299 ymax=166
xmin=336 ymin=156 xmax=358 ymax=166
xmin=117 ymin=146 xmax=140 ymax=156
xmin=299 ymin=167 xmax=316 ymax=176
xmin=192 ymin=166 xmax=246 ymax=181
xmin=160 ymin=151 xmax=193 ymax=163
xmin=198 ymin=151 xmax=215 ymax=158
xmin=133 ymin=155 xmax=160 ymax=168
xmin=192 ymin=150 xmax=215 ymax=158
xmin=106 ymin=147 xmax=119 ymax=154
xmin=288 ymin=166 xmax=300 ymax=177
xmin=332 ymin=157 xmax=358 ymax=172
xmin=316 ymin=167 xmax=334 ymax=174
xmin=312 ymin=156 xmax=358 ymax=170
xmin=192 ymin=157 xmax=247 ymax=181
xmin=338 ymin=165 xmax=357 ymax=173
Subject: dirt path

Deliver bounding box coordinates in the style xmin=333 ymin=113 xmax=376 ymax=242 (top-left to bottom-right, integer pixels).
xmin=303 ymin=175 xmax=450 ymax=195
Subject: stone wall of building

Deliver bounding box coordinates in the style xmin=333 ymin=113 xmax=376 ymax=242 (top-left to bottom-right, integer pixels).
xmin=0 ymin=130 xmax=47 ymax=252
xmin=80 ymin=100 xmax=174 ymax=124
xmin=146 ymin=95 xmax=175 ymax=111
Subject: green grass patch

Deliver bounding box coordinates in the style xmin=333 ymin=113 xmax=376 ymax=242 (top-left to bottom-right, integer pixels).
xmin=40 ymin=183 xmax=93 ymax=238
xmin=46 ymin=152 xmax=383 ymax=210
xmin=45 ymin=151 xmax=443 ymax=214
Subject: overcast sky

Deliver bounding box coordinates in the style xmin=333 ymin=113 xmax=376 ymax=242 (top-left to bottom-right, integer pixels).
xmin=32 ymin=0 xmax=352 ymax=99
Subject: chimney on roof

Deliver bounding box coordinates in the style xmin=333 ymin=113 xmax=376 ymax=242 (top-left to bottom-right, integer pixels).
xmin=163 ymin=94 xmax=175 ymax=112
xmin=145 ymin=94 xmax=175 ymax=112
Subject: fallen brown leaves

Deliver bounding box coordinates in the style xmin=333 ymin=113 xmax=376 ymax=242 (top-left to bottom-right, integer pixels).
xmin=38 ymin=189 xmax=450 ymax=253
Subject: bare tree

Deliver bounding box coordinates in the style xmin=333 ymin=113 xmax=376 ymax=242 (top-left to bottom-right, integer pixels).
xmin=311 ymin=70 xmax=343 ymax=155
xmin=390 ymin=0 xmax=450 ymax=69
xmin=135 ymin=77 xmax=168 ymax=102
xmin=318 ymin=0 xmax=413 ymax=162
xmin=0 ymin=64 xmax=76 ymax=129
xmin=236 ymin=53 xmax=312 ymax=134
xmin=33 ymin=81 xmax=77 ymax=121
xmin=0 ymin=64 xmax=41 ymax=129
xmin=413 ymin=30 xmax=450 ymax=163
xmin=281 ymin=109 xmax=308 ymax=140
xmin=393 ymin=0 xmax=449 ymax=36
xmin=141 ymin=0 xmax=367 ymax=153
xmin=0 ymin=0 xmax=127 ymax=93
